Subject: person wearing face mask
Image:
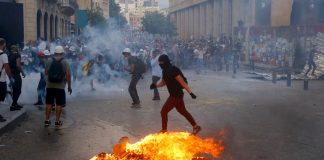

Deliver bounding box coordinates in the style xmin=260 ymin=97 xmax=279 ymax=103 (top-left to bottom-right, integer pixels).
xmin=150 ymin=54 xmax=202 ymax=135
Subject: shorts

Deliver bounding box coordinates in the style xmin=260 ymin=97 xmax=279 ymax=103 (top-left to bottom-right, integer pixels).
xmin=46 ymin=88 xmax=66 ymax=106
xmin=0 ymin=82 xmax=7 ymax=101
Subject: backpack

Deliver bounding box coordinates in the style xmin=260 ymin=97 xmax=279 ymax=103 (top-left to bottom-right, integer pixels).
xmin=135 ymin=57 xmax=146 ymax=74
xmin=48 ymin=58 xmax=65 ymax=83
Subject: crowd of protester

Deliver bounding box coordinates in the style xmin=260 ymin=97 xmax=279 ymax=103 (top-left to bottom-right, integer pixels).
xmin=6 ymin=27 xmax=322 ymax=123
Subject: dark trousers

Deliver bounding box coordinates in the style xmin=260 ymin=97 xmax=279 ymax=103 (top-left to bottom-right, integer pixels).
xmin=37 ymin=74 xmax=46 ymax=103
xmin=129 ymin=74 xmax=141 ymax=104
xmin=161 ymin=96 xmax=197 ymax=130
xmin=152 ymin=76 xmax=161 ymax=99
xmin=305 ymin=62 xmax=317 ymax=76
xmin=12 ymin=74 xmax=22 ymax=106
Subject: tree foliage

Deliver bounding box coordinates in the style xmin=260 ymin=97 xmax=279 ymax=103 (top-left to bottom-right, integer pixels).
xmin=141 ymin=11 xmax=177 ymax=36
xmin=109 ymin=0 xmax=127 ymax=27
xmin=87 ymin=7 xmax=106 ymax=27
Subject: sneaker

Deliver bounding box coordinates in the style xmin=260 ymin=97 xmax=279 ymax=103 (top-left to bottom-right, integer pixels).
xmin=44 ymin=120 xmax=51 ymax=127
xmin=0 ymin=115 xmax=6 ymax=122
xmin=131 ymin=103 xmax=141 ymax=108
xmin=16 ymin=104 xmax=23 ymax=109
xmin=192 ymin=125 xmax=202 ymax=135
xmin=55 ymin=121 xmax=63 ymax=126
xmin=34 ymin=101 xmax=44 ymax=106
xmin=152 ymin=97 xmax=160 ymax=101
xmin=10 ymin=106 xmax=21 ymax=111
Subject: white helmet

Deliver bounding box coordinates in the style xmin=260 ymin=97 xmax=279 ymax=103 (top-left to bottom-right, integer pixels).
xmin=123 ymin=48 xmax=131 ymax=54
xmin=54 ymin=46 xmax=65 ymax=54
xmin=69 ymin=46 xmax=76 ymax=52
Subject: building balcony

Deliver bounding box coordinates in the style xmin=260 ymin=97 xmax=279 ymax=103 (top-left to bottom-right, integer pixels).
xmin=59 ymin=0 xmax=79 ymax=17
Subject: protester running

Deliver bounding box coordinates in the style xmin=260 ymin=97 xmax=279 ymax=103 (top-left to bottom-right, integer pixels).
xmin=150 ymin=54 xmax=202 ymax=135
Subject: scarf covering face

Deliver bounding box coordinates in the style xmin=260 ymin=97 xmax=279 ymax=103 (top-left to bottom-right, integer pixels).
xmin=158 ymin=54 xmax=171 ymax=70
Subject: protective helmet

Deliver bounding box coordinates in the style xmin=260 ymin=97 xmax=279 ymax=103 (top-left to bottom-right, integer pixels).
xmin=122 ymin=48 xmax=131 ymax=54
xmin=44 ymin=50 xmax=51 ymax=56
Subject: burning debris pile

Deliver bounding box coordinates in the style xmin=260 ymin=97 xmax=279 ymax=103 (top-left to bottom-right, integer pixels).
xmin=90 ymin=132 xmax=224 ymax=160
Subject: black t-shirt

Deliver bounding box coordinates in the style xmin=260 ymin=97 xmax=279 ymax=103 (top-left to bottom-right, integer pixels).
xmin=128 ymin=56 xmax=139 ymax=74
xmin=8 ymin=53 xmax=21 ymax=75
xmin=162 ymin=66 xmax=184 ymax=97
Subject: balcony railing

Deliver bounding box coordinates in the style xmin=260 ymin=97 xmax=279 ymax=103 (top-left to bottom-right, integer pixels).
xmin=59 ymin=0 xmax=79 ymax=16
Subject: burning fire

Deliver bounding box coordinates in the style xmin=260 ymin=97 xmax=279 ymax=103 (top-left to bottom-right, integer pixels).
xmin=90 ymin=131 xmax=224 ymax=160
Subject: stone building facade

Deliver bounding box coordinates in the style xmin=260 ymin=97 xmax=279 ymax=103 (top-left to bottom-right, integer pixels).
xmin=13 ymin=0 xmax=78 ymax=42
xmin=169 ymin=0 xmax=324 ymax=39
xmin=117 ymin=0 xmax=160 ymax=28
xmin=168 ymin=0 xmax=256 ymax=39
xmin=77 ymin=0 xmax=109 ymax=18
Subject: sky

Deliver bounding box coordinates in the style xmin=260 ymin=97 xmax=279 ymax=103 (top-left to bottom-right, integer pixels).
xmin=159 ymin=0 xmax=169 ymax=8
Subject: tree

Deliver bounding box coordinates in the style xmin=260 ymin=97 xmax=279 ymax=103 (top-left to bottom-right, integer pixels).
xmin=109 ymin=0 xmax=127 ymax=27
xmin=141 ymin=11 xmax=177 ymax=36
xmin=109 ymin=0 xmax=121 ymax=18
xmin=87 ymin=7 xmax=106 ymax=27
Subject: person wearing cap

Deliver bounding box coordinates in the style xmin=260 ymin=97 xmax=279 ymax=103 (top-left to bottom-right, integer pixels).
xmin=150 ymin=54 xmax=202 ymax=135
xmin=44 ymin=46 xmax=72 ymax=127
xmin=34 ymin=50 xmax=51 ymax=106
xmin=0 ymin=38 xmax=14 ymax=122
xmin=122 ymin=48 xmax=141 ymax=107
xmin=150 ymin=49 xmax=162 ymax=101
xmin=8 ymin=45 xmax=26 ymax=110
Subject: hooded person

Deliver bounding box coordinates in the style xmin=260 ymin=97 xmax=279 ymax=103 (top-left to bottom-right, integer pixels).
xmin=150 ymin=54 xmax=202 ymax=135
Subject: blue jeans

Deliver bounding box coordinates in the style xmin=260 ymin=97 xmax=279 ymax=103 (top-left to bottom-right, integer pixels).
xmin=196 ymin=59 xmax=204 ymax=73
xmin=37 ymin=73 xmax=46 ymax=103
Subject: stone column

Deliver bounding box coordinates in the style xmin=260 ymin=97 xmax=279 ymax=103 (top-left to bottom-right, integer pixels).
xmin=181 ymin=10 xmax=185 ymax=39
xmin=188 ymin=7 xmax=194 ymax=39
xmin=20 ymin=0 xmax=38 ymax=42
xmin=184 ymin=9 xmax=189 ymax=39
xmin=206 ymin=1 xmax=213 ymax=37
xmin=199 ymin=4 xmax=206 ymax=37
xmin=40 ymin=10 xmax=45 ymax=39
xmin=176 ymin=12 xmax=181 ymax=38
xmin=194 ymin=5 xmax=200 ymax=38
xmin=222 ymin=0 xmax=228 ymax=35
xmin=213 ymin=0 xmax=219 ymax=37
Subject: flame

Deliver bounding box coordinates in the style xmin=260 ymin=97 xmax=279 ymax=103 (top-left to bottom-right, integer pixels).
xmin=90 ymin=132 xmax=224 ymax=160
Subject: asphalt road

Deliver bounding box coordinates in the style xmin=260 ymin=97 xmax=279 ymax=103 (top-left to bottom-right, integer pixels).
xmin=0 ymin=70 xmax=323 ymax=160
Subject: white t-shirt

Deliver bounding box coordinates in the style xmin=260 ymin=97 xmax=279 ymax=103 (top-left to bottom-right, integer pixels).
xmin=150 ymin=54 xmax=162 ymax=77
xmin=0 ymin=50 xmax=9 ymax=82
xmin=194 ymin=49 xmax=204 ymax=59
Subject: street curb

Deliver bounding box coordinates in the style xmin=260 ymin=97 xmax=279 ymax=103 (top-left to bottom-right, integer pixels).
xmin=0 ymin=108 xmax=27 ymax=135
